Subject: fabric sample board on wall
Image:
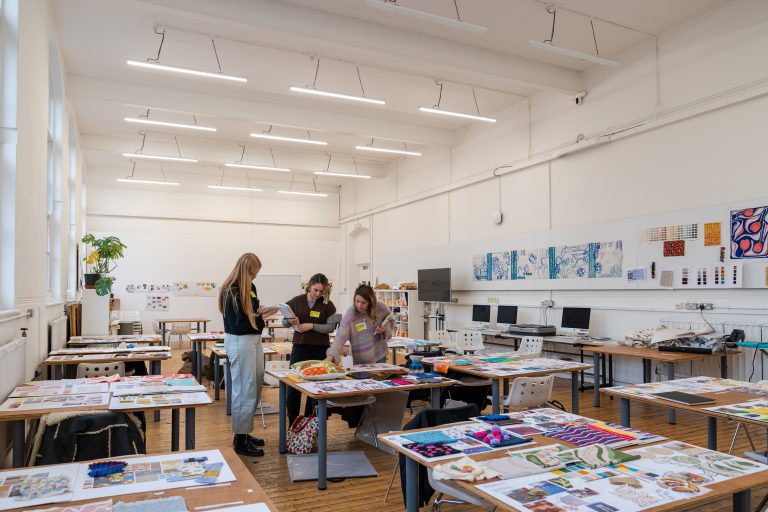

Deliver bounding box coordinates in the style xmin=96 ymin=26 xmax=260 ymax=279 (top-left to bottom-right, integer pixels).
xmin=704 ymin=222 xmax=721 ymax=246
xmin=731 ymin=206 xmax=768 ymax=259
xmin=663 ymin=240 xmax=685 ymax=257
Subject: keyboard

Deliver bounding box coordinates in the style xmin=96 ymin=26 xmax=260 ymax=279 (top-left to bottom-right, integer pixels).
xmin=657 ymin=345 xmax=714 ymax=354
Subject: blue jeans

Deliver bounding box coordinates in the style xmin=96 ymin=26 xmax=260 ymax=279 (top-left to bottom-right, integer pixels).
xmin=224 ymin=333 xmax=263 ymax=434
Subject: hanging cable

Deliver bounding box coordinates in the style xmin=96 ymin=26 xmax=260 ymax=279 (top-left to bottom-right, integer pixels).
xmin=134 ymin=132 xmax=147 ymax=154
xmin=269 ymin=146 xmax=278 ymax=167
xmin=432 ymin=80 xmax=444 ymax=109
xmin=356 ymin=65 xmax=366 ymax=96
xmin=211 ymin=38 xmax=223 ymax=73
xmin=589 ymin=19 xmax=601 ymax=57
xmin=218 ymin=166 xmax=226 ymax=186
xmin=544 ymin=6 xmax=557 ymax=44
xmin=311 ymin=57 xmax=320 ymax=88
xmin=352 ymin=155 xmax=360 ymax=176
xmin=160 ymin=162 xmax=167 ymax=182
xmin=147 ymin=26 xmax=166 ymax=62
xmin=453 ymin=0 xmax=462 ymax=21
xmin=129 ymin=160 xmax=137 ymax=178
xmin=236 ymin=144 xmax=246 ymax=163
xmin=472 ymin=88 xmax=480 ymax=115
xmin=263 ymin=124 xmax=273 ymax=135
xmin=325 ymin=152 xmax=333 ymax=172
xmin=139 ymin=109 xmax=150 ymax=119
xmin=174 ymin=136 xmax=183 ymax=158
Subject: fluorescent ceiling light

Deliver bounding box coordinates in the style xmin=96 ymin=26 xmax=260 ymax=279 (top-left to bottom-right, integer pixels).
xmin=225 ymin=162 xmax=290 ymax=173
xmin=365 ymin=0 xmax=487 ymax=33
xmin=289 ymin=86 xmax=385 ymax=105
xmin=313 ymin=171 xmax=371 ymax=179
xmin=124 ymin=117 xmax=216 ymax=132
xmin=126 ymin=60 xmax=248 ymax=82
xmin=121 ymin=153 xmax=197 ymax=163
xmin=528 ymin=40 xmax=619 ymax=67
xmin=277 ymin=190 xmax=329 ymax=198
xmin=355 ymin=145 xmax=422 ymax=157
xmin=250 ymin=133 xmax=328 ymax=146
xmin=208 ymin=185 xmax=263 ymax=192
xmin=116 ymin=178 xmax=179 ymax=186
xmin=418 ymin=107 xmax=496 ymax=123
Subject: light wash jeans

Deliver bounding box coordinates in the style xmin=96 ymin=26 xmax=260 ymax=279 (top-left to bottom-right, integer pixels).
xmin=224 ymin=333 xmax=263 ymax=434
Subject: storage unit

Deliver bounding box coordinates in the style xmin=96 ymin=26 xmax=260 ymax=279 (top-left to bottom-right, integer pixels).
xmin=374 ymin=289 xmax=423 ymax=340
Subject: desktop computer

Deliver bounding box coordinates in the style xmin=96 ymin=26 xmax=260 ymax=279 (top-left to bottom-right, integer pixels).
xmin=495 ymin=305 xmax=518 ymax=332
xmin=559 ymin=307 xmax=591 ymax=337
xmin=471 ymin=304 xmax=491 ymax=330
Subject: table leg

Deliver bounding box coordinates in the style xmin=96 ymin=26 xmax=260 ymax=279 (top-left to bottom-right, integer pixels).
xmin=54 ymin=365 xmax=62 ymax=380
xmin=667 ymin=361 xmax=676 ymax=424
xmin=225 ymin=359 xmax=232 ymax=416
xmin=171 ymin=409 xmax=179 ymax=451
xmin=620 ymin=398 xmax=631 ymax=427
xmin=405 ymin=457 xmax=419 ymax=512
xmin=185 ymin=408 xmax=195 ymax=450
xmin=391 ymin=347 xmax=397 ymax=365
xmin=278 ymin=381 xmax=287 ymax=454
xmin=12 ymin=420 xmax=25 ymax=468
xmin=151 ymin=360 xmax=161 ymax=422
xmin=162 ymin=323 xmax=167 ymax=346
xmin=721 ymin=353 xmax=728 ymax=378
xmin=608 ymin=355 xmax=614 ymax=387
xmin=593 ymin=352 xmax=601 ymax=407
xmin=707 ymin=416 xmax=717 ymax=451
xmin=202 ymin=322 xmax=207 ymax=333
xmin=191 ymin=341 xmax=199 ymax=382
xmin=502 ymin=379 xmax=509 ymax=410
xmin=643 ymin=359 xmax=651 ymax=383
xmin=213 ymin=353 xmax=220 ymax=400
xmin=601 ymin=354 xmax=607 ymax=386
xmin=430 ymin=387 xmax=441 ymax=408
xmin=732 ymin=490 xmax=750 ymax=512
xmin=317 ymin=398 xmax=327 ymax=490
xmin=491 ymin=379 xmax=500 ymax=414
xmin=571 ymin=371 xmax=579 ymax=415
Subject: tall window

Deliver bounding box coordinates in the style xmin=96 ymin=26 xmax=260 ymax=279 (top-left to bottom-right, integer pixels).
xmin=66 ymin=117 xmax=78 ymax=301
xmin=46 ymin=49 xmax=63 ymax=301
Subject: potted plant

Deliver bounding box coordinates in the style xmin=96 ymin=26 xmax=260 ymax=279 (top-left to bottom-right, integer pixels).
xmin=81 ymin=234 xmax=127 ymax=296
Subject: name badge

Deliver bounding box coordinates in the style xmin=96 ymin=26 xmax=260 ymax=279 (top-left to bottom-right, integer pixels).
xmin=250 ymin=291 xmax=256 ymax=298
xmin=310 ymin=310 xmax=320 ymax=318
xmin=354 ymin=322 xmax=366 ymax=332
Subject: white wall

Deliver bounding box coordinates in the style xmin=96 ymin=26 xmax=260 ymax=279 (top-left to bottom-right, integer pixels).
xmin=338 ymin=0 xmax=768 ymax=384
xmin=86 ymin=181 xmax=341 ymax=332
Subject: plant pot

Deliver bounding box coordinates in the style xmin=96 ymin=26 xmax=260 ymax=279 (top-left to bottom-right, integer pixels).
xmin=84 ymin=273 xmax=101 ymax=289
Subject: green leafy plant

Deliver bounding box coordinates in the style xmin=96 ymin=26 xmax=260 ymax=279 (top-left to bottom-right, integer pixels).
xmin=82 ymin=234 xmax=127 ymax=296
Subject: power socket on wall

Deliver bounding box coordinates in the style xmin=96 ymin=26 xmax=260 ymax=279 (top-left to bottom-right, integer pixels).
xmin=540 ymin=299 xmax=554 ymax=308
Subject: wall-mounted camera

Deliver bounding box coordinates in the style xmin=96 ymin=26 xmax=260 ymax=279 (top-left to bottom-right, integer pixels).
xmin=574 ymin=91 xmax=587 ymax=105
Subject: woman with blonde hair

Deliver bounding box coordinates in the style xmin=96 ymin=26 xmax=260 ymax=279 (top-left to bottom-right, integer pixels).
xmin=327 ymin=284 xmax=394 ymax=365
xmin=282 ymin=273 xmax=337 ymax=425
xmin=218 ymin=252 xmax=277 ymax=456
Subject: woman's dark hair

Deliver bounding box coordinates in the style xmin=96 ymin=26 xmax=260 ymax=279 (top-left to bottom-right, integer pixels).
xmin=353 ymin=284 xmax=377 ymax=321
xmin=305 ymin=273 xmax=331 ymax=299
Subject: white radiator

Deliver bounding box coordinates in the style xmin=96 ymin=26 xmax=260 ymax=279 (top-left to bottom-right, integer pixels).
xmin=49 ymin=316 xmax=67 ymax=352
xmin=0 ymin=338 xmax=27 ymax=400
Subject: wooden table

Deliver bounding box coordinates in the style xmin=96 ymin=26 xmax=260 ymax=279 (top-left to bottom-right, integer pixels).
xmin=381 ymin=418 xmax=766 ymax=512
xmin=0 ymin=384 xmax=209 ymax=467
xmin=603 ymin=383 xmax=768 ymax=451
xmin=10 ymin=447 xmax=278 ymax=511
xmin=387 ymin=337 xmax=441 ymax=364
xmin=424 ymin=355 xmax=593 ymax=415
xmin=42 ymin=351 xmax=171 ymax=380
xmin=68 ymin=335 xmax=162 ymax=347
xmin=156 ymin=317 xmax=211 ymax=346
xmin=269 ymin=370 xmax=455 ymax=490
xmin=582 ymin=344 xmax=740 ymax=422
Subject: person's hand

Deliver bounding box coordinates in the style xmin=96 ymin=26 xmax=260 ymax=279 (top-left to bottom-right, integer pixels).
xmin=257 ymin=306 xmax=279 ymax=317
xmin=324 ymin=355 xmax=335 ymax=363
xmin=297 ymin=323 xmax=314 ymax=332
xmin=288 ymin=318 xmax=300 ymax=326
xmin=374 ymin=326 xmax=386 ymax=335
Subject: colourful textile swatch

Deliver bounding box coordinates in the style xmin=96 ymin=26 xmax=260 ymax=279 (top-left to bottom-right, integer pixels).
xmin=663 ymin=240 xmax=685 ymax=257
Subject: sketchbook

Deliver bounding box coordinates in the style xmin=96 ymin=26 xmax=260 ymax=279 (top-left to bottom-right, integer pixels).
xmin=651 ymin=391 xmax=716 ymax=405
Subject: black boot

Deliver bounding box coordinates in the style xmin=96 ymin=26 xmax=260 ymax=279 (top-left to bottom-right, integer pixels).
xmin=233 ymin=434 xmax=264 ymax=456
xmin=246 ymin=434 xmax=265 ymax=446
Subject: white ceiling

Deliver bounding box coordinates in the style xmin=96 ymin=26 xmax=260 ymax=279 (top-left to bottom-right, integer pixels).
xmin=54 ymin=0 xmax=730 ymax=191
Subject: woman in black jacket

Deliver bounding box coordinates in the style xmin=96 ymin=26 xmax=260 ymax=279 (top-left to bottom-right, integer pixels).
xmin=218 ymin=253 xmax=277 ymax=456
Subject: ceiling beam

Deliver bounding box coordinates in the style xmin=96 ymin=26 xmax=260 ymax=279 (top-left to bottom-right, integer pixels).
xmin=129 ymin=0 xmax=583 ymax=95
xmin=67 ymin=75 xmax=460 ymax=147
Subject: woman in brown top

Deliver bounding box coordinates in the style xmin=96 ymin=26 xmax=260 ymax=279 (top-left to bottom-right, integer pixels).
xmin=283 ymin=273 xmax=337 ymax=425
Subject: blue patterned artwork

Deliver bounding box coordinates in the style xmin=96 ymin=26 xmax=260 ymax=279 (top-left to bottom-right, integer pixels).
xmin=550 ymin=244 xmax=590 ymax=279
xmin=512 ymin=248 xmax=550 ymax=280
xmin=473 ymin=254 xmax=490 ymax=281
xmin=475 ymin=241 xmax=623 ymax=281
xmin=589 ymin=241 xmax=623 ymax=278
xmin=490 ymin=252 xmax=511 ymax=280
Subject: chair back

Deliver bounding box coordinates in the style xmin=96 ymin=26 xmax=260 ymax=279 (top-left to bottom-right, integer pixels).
xmin=76 ymin=362 xmax=125 ymax=378
xmin=263 ymin=360 xmax=289 ymax=387
xmin=517 ymin=336 xmax=543 ymax=357
xmin=428 ymin=330 xmax=454 ymax=349
xmin=456 ymin=330 xmax=484 ymax=353
xmin=151 ymin=320 xmax=162 ymax=334
xmin=170 ymin=322 xmax=192 ymax=335
xmin=505 ymin=375 xmax=554 ymax=410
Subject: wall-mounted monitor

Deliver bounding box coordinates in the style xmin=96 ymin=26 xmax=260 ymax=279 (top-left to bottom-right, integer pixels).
xmin=417 ymin=268 xmax=451 ymax=303
xmin=496 ymin=305 xmax=518 ymax=325
xmin=472 ymin=304 xmax=491 ymax=323
xmin=561 ymin=307 xmax=591 ymax=336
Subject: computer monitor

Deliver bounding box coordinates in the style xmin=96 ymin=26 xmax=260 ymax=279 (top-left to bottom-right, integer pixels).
xmin=472 ymin=305 xmax=491 ymax=328
xmin=560 ymin=307 xmax=591 ymax=336
xmin=496 ymin=305 xmax=518 ymax=328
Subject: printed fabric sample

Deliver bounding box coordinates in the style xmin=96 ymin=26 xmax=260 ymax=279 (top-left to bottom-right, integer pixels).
xmin=473 ymin=254 xmax=490 ymax=281
xmin=731 ymin=206 xmax=768 ymax=258
xmin=490 ymin=252 xmax=511 ymax=280
xmin=663 ymin=240 xmax=685 ymax=257
xmin=704 ymin=222 xmax=721 ymax=246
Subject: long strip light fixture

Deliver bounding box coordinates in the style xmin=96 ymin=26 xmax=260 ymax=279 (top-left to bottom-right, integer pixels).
xmin=355 ymin=139 xmax=422 ymax=157
xmin=419 ymin=81 xmax=496 ymax=123
xmin=208 ymin=185 xmax=263 ymax=192
xmin=313 ymin=154 xmax=371 ymax=179
xmin=225 ymin=145 xmax=290 ymax=173
xmin=126 ymin=27 xmax=247 ymax=82
xmin=290 ymin=58 xmax=385 ymax=105
xmin=118 ymin=160 xmax=179 ymax=186
xmin=250 ymin=126 xmax=327 ymax=146
xmin=278 ymin=176 xmax=328 ymax=197
xmin=528 ymin=7 xmax=619 ymax=67
xmin=365 ymin=0 xmax=487 ymax=33
xmin=122 ymin=133 xmax=197 ymax=163
xmin=125 ymin=111 xmax=217 ymax=132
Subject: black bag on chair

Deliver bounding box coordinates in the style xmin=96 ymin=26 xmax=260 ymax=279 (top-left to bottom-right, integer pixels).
xmin=398 ymin=404 xmax=479 ymax=508
xmin=31 ymin=411 xmax=146 ymax=465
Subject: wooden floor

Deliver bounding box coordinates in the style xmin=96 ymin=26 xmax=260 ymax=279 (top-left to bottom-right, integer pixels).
xmin=146 ymin=347 xmax=768 ymax=511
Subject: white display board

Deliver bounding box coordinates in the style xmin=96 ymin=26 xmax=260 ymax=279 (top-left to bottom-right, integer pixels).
xmin=253 ymin=274 xmax=302 ymax=307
